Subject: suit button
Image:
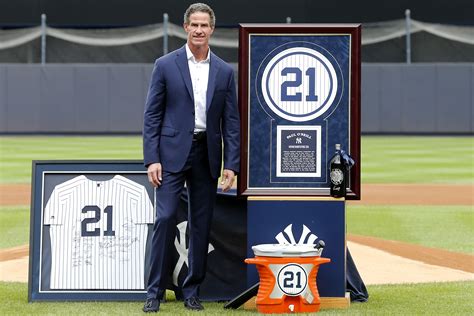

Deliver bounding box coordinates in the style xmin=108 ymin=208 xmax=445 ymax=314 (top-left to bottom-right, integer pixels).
xmin=192 ymin=111 xmax=195 ymax=115
xmin=189 ymin=131 xmax=193 ymax=134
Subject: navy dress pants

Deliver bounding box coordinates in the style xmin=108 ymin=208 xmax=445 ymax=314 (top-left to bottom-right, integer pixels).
xmin=146 ymin=139 xmax=217 ymax=300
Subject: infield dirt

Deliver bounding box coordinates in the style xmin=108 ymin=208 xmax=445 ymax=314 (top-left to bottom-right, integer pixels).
xmin=1 ymin=183 xmax=473 ymax=206
xmin=1 ymin=183 xmax=473 ymax=284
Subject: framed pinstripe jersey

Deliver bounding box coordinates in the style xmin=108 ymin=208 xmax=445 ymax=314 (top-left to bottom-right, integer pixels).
xmin=238 ymin=24 xmax=361 ymax=199
xmin=29 ymin=161 xmax=155 ymax=301
xmin=44 ymin=175 xmax=153 ymax=290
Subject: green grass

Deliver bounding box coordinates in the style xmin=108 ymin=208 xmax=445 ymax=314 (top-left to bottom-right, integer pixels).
xmin=0 ymin=206 xmax=29 ymax=248
xmin=347 ymin=205 xmax=474 ymax=254
xmin=0 ymin=136 xmax=142 ymax=184
xmin=361 ymin=136 xmax=474 ymax=184
xmin=2 ymin=204 xmax=472 ymax=254
xmin=0 ymin=136 xmax=473 ymax=314
xmin=1 ymin=281 xmax=473 ymax=315
xmin=1 ymin=136 xmax=473 ymax=184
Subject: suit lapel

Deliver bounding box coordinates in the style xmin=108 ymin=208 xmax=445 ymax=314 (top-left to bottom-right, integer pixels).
xmin=206 ymin=53 xmax=220 ymax=112
xmin=175 ymin=46 xmax=194 ymax=102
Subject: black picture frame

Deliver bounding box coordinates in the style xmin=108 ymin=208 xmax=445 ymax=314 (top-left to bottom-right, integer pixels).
xmin=28 ymin=160 xmax=153 ymax=301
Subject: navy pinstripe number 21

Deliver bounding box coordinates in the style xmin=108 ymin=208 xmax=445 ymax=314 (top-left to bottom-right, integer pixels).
xmin=281 ymin=67 xmax=318 ymax=102
xmin=81 ymin=205 xmax=115 ymax=237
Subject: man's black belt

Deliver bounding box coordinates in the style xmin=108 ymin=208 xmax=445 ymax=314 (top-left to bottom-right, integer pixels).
xmin=193 ymin=131 xmax=206 ymax=142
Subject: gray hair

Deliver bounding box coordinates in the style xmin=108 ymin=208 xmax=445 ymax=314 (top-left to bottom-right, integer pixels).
xmin=184 ymin=3 xmax=215 ymax=28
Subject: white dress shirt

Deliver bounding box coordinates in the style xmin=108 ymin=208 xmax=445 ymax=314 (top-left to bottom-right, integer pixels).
xmin=186 ymin=44 xmax=210 ymax=132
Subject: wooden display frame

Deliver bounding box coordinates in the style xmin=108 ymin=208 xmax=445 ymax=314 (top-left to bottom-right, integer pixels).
xmin=237 ymin=24 xmax=361 ymax=199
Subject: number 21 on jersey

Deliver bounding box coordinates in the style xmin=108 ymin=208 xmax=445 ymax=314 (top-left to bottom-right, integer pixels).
xmin=81 ymin=205 xmax=115 ymax=237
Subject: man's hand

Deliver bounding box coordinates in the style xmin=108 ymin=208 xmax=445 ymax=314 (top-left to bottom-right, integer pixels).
xmin=220 ymin=169 xmax=235 ymax=192
xmin=147 ymin=163 xmax=162 ymax=187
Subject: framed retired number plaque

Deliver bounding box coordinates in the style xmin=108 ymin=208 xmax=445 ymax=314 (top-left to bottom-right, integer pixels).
xmin=238 ymin=24 xmax=361 ymax=198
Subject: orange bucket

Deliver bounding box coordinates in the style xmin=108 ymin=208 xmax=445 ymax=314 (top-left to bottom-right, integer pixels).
xmin=245 ymin=244 xmax=330 ymax=314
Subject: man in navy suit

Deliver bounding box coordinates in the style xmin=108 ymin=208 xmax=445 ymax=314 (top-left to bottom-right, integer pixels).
xmin=142 ymin=3 xmax=240 ymax=313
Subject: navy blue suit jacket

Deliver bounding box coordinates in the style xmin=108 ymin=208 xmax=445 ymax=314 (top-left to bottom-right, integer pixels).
xmin=143 ymin=46 xmax=240 ymax=179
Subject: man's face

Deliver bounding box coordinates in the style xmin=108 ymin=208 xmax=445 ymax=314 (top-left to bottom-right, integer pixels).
xmin=184 ymin=11 xmax=214 ymax=49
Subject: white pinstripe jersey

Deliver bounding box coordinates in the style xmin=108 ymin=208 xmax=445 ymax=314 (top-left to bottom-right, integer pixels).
xmin=44 ymin=175 xmax=154 ymax=290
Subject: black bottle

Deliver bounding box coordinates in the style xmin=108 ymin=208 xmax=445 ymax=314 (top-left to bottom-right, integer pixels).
xmin=329 ymin=144 xmax=346 ymax=198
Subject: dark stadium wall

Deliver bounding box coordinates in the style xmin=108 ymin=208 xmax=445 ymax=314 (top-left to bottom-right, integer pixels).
xmin=0 ymin=64 xmax=473 ymax=134
xmin=1 ymin=0 xmax=473 ymax=27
